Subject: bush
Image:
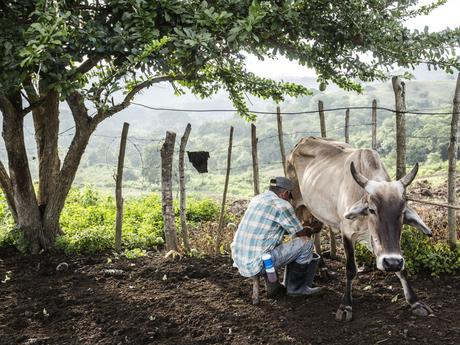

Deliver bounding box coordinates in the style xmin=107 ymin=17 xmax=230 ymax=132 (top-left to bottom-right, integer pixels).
xmin=58 ymin=189 xmax=169 ymax=253
xmin=0 ymin=192 xmax=15 ymax=248
xmin=401 ymin=228 xmax=460 ymax=277
xmin=355 ymin=227 xmax=460 ymax=277
xmin=0 ymin=187 xmax=220 ymax=254
xmin=183 ymin=198 xmax=220 ymax=223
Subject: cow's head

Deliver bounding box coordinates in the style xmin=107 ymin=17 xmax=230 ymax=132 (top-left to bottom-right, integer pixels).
xmin=344 ymin=162 xmax=432 ymax=272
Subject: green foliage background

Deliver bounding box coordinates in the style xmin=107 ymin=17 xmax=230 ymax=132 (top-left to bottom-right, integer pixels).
xmin=0 ymin=187 xmax=220 ymax=254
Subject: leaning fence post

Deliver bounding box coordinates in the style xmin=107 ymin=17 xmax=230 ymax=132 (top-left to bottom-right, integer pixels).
xmin=372 ymin=99 xmax=377 ymax=150
xmin=392 ymin=76 xmax=407 ymax=179
xmin=448 ymin=74 xmax=460 ymax=250
xmin=179 ymin=123 xmax=192 ymax=253
xmin=318 ymin=100 xmax=327 ymax=138
xmin=115 ymin=122 xmax=129 ymax=252
xmin=216 ymin=126 xmax=234 ymax=254
xmin=161 ymin=131 xmax=179 ymax=252
xmin=345 ymin=108 xmax=350 ymax=143
xmin=276 ymin=106 xmax=287 ymax=176
xmin=251 ymin=123 xmax=260 ymax=195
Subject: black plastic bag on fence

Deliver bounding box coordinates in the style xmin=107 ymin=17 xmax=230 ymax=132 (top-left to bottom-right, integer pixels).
xmin=187 ymin=151 xmax=210 ymax=173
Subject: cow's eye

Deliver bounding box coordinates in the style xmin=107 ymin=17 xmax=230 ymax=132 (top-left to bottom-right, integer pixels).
xmin=368 ymin=208 xmax=376 ymax=215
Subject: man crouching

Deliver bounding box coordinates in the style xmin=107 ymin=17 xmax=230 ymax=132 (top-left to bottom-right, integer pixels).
xmin=231 ymin=176 xmax=322 ymax=298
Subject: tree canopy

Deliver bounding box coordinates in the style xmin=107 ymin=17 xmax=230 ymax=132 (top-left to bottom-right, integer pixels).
xmin=1 ymin=0 xmax=459 ymax=118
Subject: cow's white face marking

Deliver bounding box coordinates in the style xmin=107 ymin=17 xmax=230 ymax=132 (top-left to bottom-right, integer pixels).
xmin=365 ymin=181 xmax=404 ymax=197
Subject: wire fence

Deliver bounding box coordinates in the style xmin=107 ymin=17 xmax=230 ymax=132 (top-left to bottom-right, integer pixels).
xmin=0 ymin=101 xmax=458 ymax=197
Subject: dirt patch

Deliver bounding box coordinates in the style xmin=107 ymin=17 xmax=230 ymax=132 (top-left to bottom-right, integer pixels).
xmin=0 ymin=247 xmax=458 ymax=345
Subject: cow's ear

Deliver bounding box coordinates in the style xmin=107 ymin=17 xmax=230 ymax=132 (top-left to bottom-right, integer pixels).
xmin=403 ymin=206 xmax=432 ymax=237
xmin=344 ymin=199 xmax=368 ymax=219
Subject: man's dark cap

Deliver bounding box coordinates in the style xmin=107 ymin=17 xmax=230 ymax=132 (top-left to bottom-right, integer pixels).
xmin=269 ymin=176 xmax=294 ymax=192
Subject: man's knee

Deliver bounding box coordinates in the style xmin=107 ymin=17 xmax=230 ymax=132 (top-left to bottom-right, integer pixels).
xmin=300 ymin=237 xmax=314 ymax=251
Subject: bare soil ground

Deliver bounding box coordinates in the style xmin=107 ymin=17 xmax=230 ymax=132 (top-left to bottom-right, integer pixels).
xmin=0 ymin=247 xmax=459 ymax=345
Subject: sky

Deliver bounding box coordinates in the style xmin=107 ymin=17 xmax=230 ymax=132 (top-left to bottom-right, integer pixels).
xmin=245 ymin=0 xmax=460 ymax=79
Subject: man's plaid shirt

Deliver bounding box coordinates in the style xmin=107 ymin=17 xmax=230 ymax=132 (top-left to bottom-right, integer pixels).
xmin=231 ymin=191 xmax=303 ymax=277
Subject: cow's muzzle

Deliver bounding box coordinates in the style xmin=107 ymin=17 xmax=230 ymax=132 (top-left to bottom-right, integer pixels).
xmin=378 ymin=255 xmax=404 ymax=272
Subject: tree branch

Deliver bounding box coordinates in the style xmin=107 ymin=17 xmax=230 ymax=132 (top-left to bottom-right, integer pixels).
xmin=92 ymin=75 xmax=181 ymax=126
xmin=66 ymin=91 xmax=91 ymax=130
xmin=75 ymin=56 xmax=100 ymax=76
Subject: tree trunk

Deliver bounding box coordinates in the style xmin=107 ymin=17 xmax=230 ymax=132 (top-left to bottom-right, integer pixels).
xmin=371 ymin=99 xmax=377 ymax=150
xmin=216 ymin=126 xmax=233 ymax=254
xmin=392 ymin=76 xmax=407 ymax=180
xmin=318 ymin=100 xmax=327 ymax=137
xmin=31 ymin=91 xmax=61 ymax=208
xmin=42 ymin=127 xmax=93 ymax=249
xmin=115 ymin=122 xmax=130 ymax=252
xmin=0 ymin=94 xmax=42 ymax=252
xmin=447 ymin=74 xmax=460 ymax=250
xmin=251 ymin=123 xmax=260 ymax=195
xmin=344 ymin=108 xmax=350 ymax=143
xmin=179 ymin=124 xmax=191 ymax=253
xmin=276 ymin=106 xmax=286 ymax=176
xmin=161 ymin=131 xmax=179 ymax=252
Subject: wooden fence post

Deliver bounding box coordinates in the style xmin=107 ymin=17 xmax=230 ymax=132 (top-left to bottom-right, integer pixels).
xmin=448 ymin=74 xmax=460 ymax=250
xmin=372 ymin=99 xmax=377 ymax=150
xmin=345 ymin=108 xmax=350 ymax=143
xmin=318 ymin=100 xmax=327 ymax=137
xmin=318 ymin=100 xmax=336 ymax=259
xmin=276 ymin=106 xmax=287 ymax=176
xmin=115 ymin=122 xmax=129 ymax=252
xmin=392 ymin=76 xmax=407 ymax=179
xmin=179 ymin=123 xmax=192 ymax=253
xmin=161 ymin=131 xmax=179 ymax=252
xmin=216 ymin=126 xmax=234 ymax=254
xmin=251 ymin=123 xmax=260 ymax=195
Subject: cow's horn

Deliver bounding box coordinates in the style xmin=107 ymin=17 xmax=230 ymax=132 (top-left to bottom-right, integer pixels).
xmin=399 ymin=163 xmax=419 ymax=188
xmin=350 ymin=162 xmax=368 ymax=189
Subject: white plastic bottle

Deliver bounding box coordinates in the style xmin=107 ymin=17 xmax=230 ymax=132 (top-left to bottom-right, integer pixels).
xmin=262 ymin=253 xmax=277 ymax=283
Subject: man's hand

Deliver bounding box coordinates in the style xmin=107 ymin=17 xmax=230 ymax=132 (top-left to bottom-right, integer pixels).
xmin=295 ymin=226 xmax=314 ymax=238
xmin=310 ymin=219 xmax=323 ymax=233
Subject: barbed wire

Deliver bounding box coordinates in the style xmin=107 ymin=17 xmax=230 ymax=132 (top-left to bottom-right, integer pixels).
xmin=132 ymin=102 xmax=456 ymax=116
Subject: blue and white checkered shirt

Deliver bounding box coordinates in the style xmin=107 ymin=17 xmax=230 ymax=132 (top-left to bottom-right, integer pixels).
xmin=231 ymin=191 xmax=303 ymax=277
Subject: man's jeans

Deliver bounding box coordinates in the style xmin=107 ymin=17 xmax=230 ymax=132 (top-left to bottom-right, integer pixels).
xmin=270 ymin=237 xmax=314 ymax=268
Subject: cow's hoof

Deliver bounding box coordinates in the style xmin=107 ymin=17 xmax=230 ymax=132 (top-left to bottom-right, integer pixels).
xmin=411 ymin=302 xmax=433 ymax=317
xmin=335 ymin=305 xmax=353 ymax=321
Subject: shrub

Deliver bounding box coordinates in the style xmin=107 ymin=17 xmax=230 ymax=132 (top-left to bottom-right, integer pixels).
xmin=401 ymin=228 xmax=460 ymax=277
xmin=355 ymin=227 xmax=460 ymax=277
xmin=182 ymin=198 xmax=220 ymax=223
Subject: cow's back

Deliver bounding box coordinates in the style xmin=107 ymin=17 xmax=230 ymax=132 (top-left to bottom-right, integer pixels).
xmin=287 ymin=137 xmax=388 ymax=229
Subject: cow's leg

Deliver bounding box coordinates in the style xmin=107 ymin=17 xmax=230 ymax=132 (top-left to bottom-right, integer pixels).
xmin=251 ymin=276 xmax=260 ymax=305
xmin=395 ymin=271 xmax=432 ymax=316
xmin=336 ymin=236 xmax=356 ymax=322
